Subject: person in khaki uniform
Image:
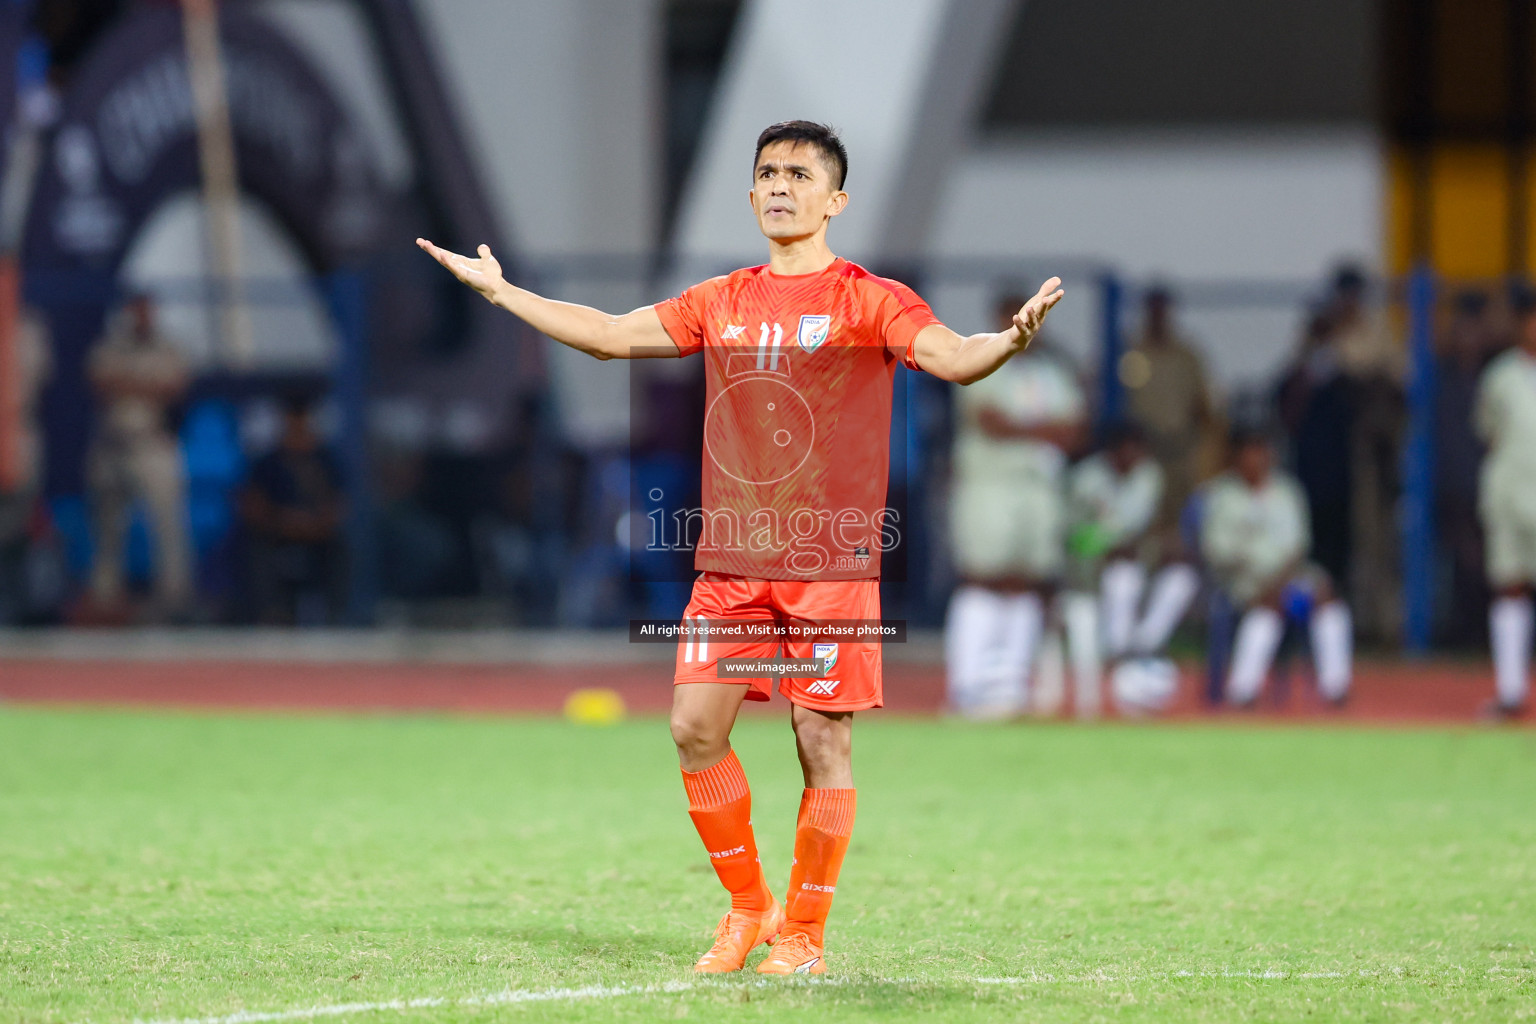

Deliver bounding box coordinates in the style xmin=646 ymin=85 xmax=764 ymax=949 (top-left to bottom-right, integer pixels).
xmin=85 ymin=295 xmax=192 ymax=615
xmin=945 ymin=295 xmax=1086 ymax=718
xmin=1473 ymin=288 xmax=1536 ymax=718
xmin=1120 ymin=287 xmax=1217 ymax=550
xmin=1201 ymin=427 xmax=1353 ymax=707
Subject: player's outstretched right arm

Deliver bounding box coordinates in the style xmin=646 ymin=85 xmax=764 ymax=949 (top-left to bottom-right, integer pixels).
xmin=913 ymin=277 xmax=1064 ymax=384
xmin=417 ymin=239 xmax=676 ymax=360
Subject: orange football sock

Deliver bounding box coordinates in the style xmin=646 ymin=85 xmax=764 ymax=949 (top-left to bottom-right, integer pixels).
xmin=682 ymin=750 xmax=774 ymax=912
xmin=783 ymin=788 xmax=857 ymax=945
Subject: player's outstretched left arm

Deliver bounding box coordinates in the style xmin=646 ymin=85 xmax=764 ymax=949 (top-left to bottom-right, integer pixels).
xmin=913 ymin=277 xmax=1064 ymax=384
xmin=417 ymin=238 xmax=677 ymax=360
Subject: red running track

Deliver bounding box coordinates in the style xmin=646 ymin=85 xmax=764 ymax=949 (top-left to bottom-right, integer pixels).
xmin=0 ymin=658 xmax=1527 ymax=724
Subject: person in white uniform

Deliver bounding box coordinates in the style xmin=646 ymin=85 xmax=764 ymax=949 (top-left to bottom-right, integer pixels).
xmin=1200 ymin=426 xmax=1353 ymax=706
xmin=1066 ymin=422 xmax=1201 ymax=712
xmin=945 ymin=296 xmax=1087 ymax=718
xmin=1473 ymin=288 xmax=1536 ymax=718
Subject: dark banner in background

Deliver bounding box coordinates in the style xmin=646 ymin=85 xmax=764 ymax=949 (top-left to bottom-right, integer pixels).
xmin=24 ymin=6 xmax=393 ymax=277
xmin=20 ymin=5 xmax=405 ymax=495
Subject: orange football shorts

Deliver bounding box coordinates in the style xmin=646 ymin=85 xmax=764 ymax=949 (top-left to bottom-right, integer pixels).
xmin=673 ymin=573 xmax=884 ymax=712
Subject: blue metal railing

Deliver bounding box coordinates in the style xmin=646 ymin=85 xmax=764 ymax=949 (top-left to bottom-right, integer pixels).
xmin=1401 ymin=268 xmax=1438 ymax=655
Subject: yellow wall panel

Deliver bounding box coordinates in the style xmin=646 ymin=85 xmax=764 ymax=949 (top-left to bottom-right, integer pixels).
xmin=1429 ymin=144 xmax=1509 ymax=279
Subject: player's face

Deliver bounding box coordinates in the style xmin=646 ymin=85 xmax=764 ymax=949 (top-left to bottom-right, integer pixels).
xmin=749 ymin=141 xmax=847 ymax=242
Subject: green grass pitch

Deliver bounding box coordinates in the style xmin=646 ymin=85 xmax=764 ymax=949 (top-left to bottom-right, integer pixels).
xmin=2 ymin=707 xmax=1533 ymax=1023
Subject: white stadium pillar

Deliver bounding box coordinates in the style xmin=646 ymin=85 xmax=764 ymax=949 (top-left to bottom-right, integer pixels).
xmin=417 ymin=0 xmax=664 ymax=447
xmin=673 ymin=0 xmax=1018 ymax=268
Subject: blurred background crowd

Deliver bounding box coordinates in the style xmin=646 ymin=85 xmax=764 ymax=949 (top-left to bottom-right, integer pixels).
xmin=0 ymin=0 xmax=1529 ymax=668
xmin=3 ymin=261 xmax=1518 ymax=651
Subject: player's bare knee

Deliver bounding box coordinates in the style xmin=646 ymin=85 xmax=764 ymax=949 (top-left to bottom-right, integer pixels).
xmin=670 ymin=709 xmax=728 ymax=764
xmin=668 ymin=709 xmax=706 ymax=750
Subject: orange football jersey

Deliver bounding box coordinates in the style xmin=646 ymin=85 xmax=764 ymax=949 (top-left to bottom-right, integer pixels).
xmin=655 ymin=257 xmax=940 ymax=580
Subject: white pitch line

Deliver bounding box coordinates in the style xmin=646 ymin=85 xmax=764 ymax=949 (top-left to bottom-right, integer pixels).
xmin=128 ymin=965 xmax=1534 ymax=1024
xmin=132 ymin=982 xmax=696 ymax=1024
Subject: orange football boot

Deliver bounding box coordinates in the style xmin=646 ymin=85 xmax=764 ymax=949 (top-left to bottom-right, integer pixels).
xmin=754 ymin=928 xmax=825 ymax=975
xmin=693 ymin=901 xmax=785 ymax=973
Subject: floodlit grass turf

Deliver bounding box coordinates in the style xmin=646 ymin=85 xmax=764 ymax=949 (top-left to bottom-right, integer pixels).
xmin=1 ymin=708 xmax=1533 ymax=1023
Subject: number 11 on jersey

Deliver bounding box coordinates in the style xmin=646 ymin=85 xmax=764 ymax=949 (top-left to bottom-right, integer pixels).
xmin=756 ymin=322 xmax=783 ymax=371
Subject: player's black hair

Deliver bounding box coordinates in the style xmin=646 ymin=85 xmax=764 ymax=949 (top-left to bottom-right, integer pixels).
xmin=754 ymin=121 xmax=848 ymax=190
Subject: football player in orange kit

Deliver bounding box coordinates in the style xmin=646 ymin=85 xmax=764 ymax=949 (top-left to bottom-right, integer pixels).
xmin=419 ymin=121 xmax=1062 ymax=975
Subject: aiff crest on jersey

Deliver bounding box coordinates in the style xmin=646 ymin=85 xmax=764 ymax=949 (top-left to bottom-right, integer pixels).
xmin=797 ymin=314 xmax=831 ymax=352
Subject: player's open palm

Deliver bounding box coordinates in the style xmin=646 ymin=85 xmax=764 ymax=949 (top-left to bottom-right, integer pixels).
xmin=417 ymin=238 xmax=505 ymax=302
xmin=1012 ymin=277 xmax=1065 ymax=349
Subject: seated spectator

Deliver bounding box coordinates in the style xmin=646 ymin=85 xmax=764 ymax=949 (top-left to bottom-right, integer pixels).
xmin=375 ymin=446 xmax=456 ymax=601
xmin=240 ymin=395 xmax=347 ymax=625
xmin=1067 ymin=421 xmax=1199 ymax=673
xmin=1201 ymin=426 xmax=1353 ymax=707
xmin=473 ymin=452 xmax=569 ymax=623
